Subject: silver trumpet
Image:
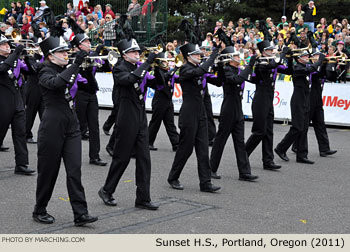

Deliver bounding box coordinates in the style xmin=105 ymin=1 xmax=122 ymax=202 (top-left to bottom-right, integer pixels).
xmin=70 ymin=51 xmax=120 ymax=69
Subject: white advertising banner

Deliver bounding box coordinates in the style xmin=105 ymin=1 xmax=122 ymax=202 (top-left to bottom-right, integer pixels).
xmin=96 ymin=73 xmax=350 ymax=126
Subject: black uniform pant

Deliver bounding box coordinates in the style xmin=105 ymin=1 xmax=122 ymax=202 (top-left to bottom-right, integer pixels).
xmin=34 ymin=111 xmax=88 ymax=220
xmin=148 ymin=100 xmax=179 ymax=147
xmin=25 ymin=83 xmax=44 ymax=139
xmin=210 ymin=115 xmax=251 ymax=175
xmin=0 ymin=98 xmax=28 ymax=166
xmin=246 ymin=100 xmax=275 ymax=165
xmin=103 ymin=104 xmax=118 ymax=132
xmin=277 ymin=102 xmax=310 ymax=159
xmin=309 ymin=104 xmax=330 ymax=152
xmin=103 ymin=101 xmax=151 ymax=202
xmin=168 ymin=108 xmax=211 ymax=186
xmin=204 ymin=94 xmax=216 ymax=142
xmin=75 ymin=91 xmax=101 ymax=160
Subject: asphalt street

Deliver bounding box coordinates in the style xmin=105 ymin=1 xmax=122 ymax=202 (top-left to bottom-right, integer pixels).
xmin=1 ymin=109 xmax=350 ymax=234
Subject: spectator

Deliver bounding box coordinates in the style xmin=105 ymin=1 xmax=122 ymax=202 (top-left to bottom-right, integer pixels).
xmin=15 ymin=1 xmax=24 ymax=24
xmin=151 ymin=0 xmax=159 ymax=33
xmin=165 ymin=42 xmax=176 ymax=57
xmin=21 ymin=16 xmax=30 ymax=38
xmin=0 ymin=23 xmax=8 ymax=36
xmin=24 ymin=2 xmax=35 ymax=18
xmin=247 ymin=31 xmax=257 ymax=46
xmin=76 ymin=14 xmax=85 ymax=26
xmin=213 ymin=19 xmax=223 ymax=34
xmin=24 ymin=9 xmax=33 ymax=23
xmin=3 ymin=2 xmax=17 ymax=23
xmin=201 ymin=32 xmax=213 ymax=48
xmin=173 ymin=39 xmax=180 ymax=54
xmin=74 ymin=6 xmax=82 ymax=19
xmin=296 ymin=18 xmax=309 ymax=34
xmin=292 ymin=3 xmax=304 ymax=22
xmin=96 ymin=4 xmax=103 ymax=17
xmin=7 ymin=16 xmax=18 ymax=30
xmin=81 ymin=1 xmax=93 ymax=16
xmin=92 ymin=6 xmax=102 ymax=20
xmin=104 ymin=4 xmax=115 ymax=19
xmin=344 ymin=36 xmax=350 ymax=54
xmin=277 ymin=37 xmax=285 ymax=52
xmin=103 ymin=14 xmax=116 ymax=46
xmin=319 ymin=41 xmax=328 ymax=53
xmin=277 ymin=16 xmax=287 ymax=29
xmin=85 ymin=21 xmax=94 ymax=34
xmin=237 ymin=32 xmax=247 ymax=45
xmin=328 ymin=19 xmax=339 ymax=34
xmin=243 ymin=17 xmax=254 ymax=29
xmin=319 ymin=17 xmax=327 ymax=30
xmin=303 ymin=0 xmax=316 ymax=32
xmin=342 ymin=19 xmax=350 ymax=30
xmin=33 ymin=1 xmax=49 ymax=23
xmin=65 ymin=2 xmax=74 ymax=17
xmin=128 ymin=0 xmax=141 ymax=31
xmin=62 ymin=19 xmax=72 ymax=42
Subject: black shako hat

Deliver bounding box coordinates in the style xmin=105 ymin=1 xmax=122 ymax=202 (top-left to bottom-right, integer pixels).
xmin=257 ymin=40 xmax=275 ymax=53
xmin=0 ymin=34 xmax=10 ymax=45
xmin=116 ymin=38 xmax=140 ymax=55
xmin=179 ymin=43 xmax=201 ymax=59
xmin=39 ymin=36 xmax=69 ymax=57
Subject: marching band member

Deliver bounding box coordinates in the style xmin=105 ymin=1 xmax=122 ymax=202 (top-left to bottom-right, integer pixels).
xmin=24 ymin=47 xmax=45 ymax=144
xmin=0 ymin=34 xmax=33 ymax=175
xmin=209 ymin=47 xmax=259 ymax=181
xmin=98 ymin=38 xmax=160 ymax=210
xmin=275 ymin=50 xmax=325 ymax=164
xmin=167 ymin=43 xmax=223 ymax=192
xmin=292 ymin=51 xmax=337 ymax=157
xmin=148 ymin=52 xmax=179 ymax=151
xmin=245 ymin=40 xmax=291 ymax=170
xmin=70 ymin=19 xmax=108 ymax=166
xmin=33 ymin=31 xmax=98 ymax=225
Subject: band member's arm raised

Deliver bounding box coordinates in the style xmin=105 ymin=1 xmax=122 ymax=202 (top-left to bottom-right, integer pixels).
xmin=115 ymin=53 xmax=157 ymax=85
xmin=39 ymin=51 xmax=88 ymax=90
xmin=0 ymin=44 xmax=24 ymax=72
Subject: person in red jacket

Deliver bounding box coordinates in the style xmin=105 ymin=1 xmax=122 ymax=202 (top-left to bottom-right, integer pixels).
xmin=103 ymin=4 xmax=115 ymax=19
xmin=81 ymin=1 xmax=93 ymax=16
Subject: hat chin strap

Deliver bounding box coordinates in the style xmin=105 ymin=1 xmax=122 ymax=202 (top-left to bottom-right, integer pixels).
xmin=124 ymin=54 xmax=139 ymax=64
xmin=188 ymin=55 xmax=201 ymax=65
xmin=50 ymin=53 xmax=69 ymax=66
xmin=0 ymin=47 xmax=11 ymax=55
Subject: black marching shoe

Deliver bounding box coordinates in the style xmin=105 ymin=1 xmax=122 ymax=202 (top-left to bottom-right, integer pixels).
xmin=74 ymin=214 xmax=98 ymax=226
xmin=102 ymin=127 xmax=110 ymax=136
xmin=98 ymin=187 xmax=117 ymax=206
xmin=81 ymin=133 xmax=89 ymax=140
xmin=200 ymin=183 xmax=221 ymax=192
xmin=320 ymin=149 xmax=337 ymax=157
xmin=263 ymin=162 xmax=282 ymax=170
xmin=26 ymin=138 xmax=37 ymax=144
xmin=168 ymin=180 xmax=184 ymax=190
xmin=33 ymin=212 xmax=55 ymax=224
xmin=172 ymin=145 xmax=178 ymax=152
xmin=106 ymin=145 xmax=114 ymax=156
xmin=274 ymin=148 xmax=289 ymax=161
xmin=239 ymin=174 xmax=259 ymax=182
xmin=149 ymin=145 xmax=158 ymax=151
xmin=90 ymin=158 xmax=107 ymax=166
xmin=296 ymin=157 xmax=314 ymax=164
xmin=0 ymin=144 xmax=9 ymax=152
xmin=135 ymin=201 xmax=159 ymax=210
xmin=15 ymin=165 xmax=35 ymax=175
xmin=211 ymin=171 xmax=221 ymax=179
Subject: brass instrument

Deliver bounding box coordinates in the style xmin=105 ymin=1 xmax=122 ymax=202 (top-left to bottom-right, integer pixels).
xmin=69 ymin=51 xmax=120 ymax=69
xmin=143 ymin=44 xmax=163 ymax=53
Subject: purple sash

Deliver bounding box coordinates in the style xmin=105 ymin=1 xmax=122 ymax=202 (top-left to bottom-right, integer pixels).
xmin=69 ymin=74 xmax=88 ymax=98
